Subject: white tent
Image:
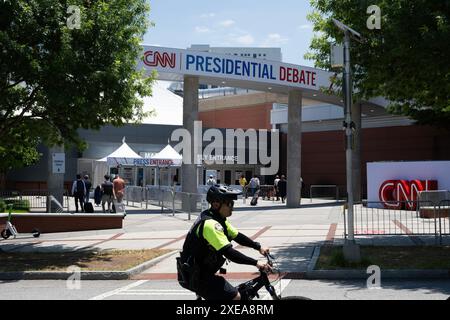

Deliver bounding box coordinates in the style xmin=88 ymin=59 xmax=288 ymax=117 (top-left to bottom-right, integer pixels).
xmin=150 ymin=144 xmax=182 ymax=167
xmin=94 ymin=138 xmax=142 ymax=187
xmin=98 ymin=139 xmax=142 ymax=166
xmin=149 ymin=144 xmax=182 ymax=187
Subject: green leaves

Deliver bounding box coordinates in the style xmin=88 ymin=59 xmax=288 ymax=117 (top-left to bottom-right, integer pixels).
xmin=307 ymin=0 xmax=450 ymax=128
xmin=0 ymin=0 xmax=155 ymax=173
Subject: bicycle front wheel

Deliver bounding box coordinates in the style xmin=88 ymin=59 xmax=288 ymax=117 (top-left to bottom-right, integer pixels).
xmin=280 ymin=296 xmax=312 ymax=300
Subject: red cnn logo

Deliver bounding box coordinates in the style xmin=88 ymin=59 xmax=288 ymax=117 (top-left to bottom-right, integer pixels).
xmin=379 ymin=179 xmax=438 ymax=210
xmin=143 ymin=51 xmax=176 ymax=68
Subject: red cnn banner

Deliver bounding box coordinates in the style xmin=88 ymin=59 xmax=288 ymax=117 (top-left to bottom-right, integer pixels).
xmin=379 ymin=180 xmax=438 ymax=210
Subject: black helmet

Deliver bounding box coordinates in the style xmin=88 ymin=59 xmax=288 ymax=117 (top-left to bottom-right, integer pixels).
xmin=206 ymin=184 xmax=242 ymax=203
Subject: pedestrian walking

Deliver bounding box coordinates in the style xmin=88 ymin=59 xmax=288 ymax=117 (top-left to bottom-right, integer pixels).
xmin=248 ymin=175 xmax=260 ymax=197
xmin=206 ymin=175 xmax=216 ymax=186
xmin=113 ymin=174 xmax=126 ymax=203
xmin=101 ymin=175 xmax=114 ymax=213
xmin=274 ymin=175 xmax=280 ymax=201
xmin=83 ymin=175 xmax=92 ymax=204
xmin=94 ymin=185 xmax=102 ymax=206
xmin=71 ymin=174 xmax=86 ymax=213
xmin=239 ymin=174 xmax=247 ymax=198
xmin=278 ymin=175 xmax=287 ymax=204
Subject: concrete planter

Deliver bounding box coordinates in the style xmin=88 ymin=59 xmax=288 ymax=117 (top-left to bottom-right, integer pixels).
xmin=0 ymin=213 xmax=124 ymax=233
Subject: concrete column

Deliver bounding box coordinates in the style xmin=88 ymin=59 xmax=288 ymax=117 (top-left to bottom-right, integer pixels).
xmin=182 ymin=76 xmax=199 ymax=211
xmin=153 ymin=167 xmax=158 ymax=186
xmin=352 ymin=101 xmax=362 ymax=202
xmin=47 ymin=145 xmax=65 ymax=212
xmin=286 ymin=90 xmax=302 ymax=208
xmin=198 ymin=166 xmax=204 ymax=187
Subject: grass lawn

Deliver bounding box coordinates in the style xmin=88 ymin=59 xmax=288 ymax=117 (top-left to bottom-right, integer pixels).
xmin=316 ymin=246 xmax=450 ymax=270
xmin=0 ymin=210 xmax=29 ymax=214
xmin=0 ymin=249 xmax=172 ymax=272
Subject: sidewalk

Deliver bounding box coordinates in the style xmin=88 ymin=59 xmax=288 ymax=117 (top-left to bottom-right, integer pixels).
xmin=1 ymin=199 xmax=448 ymax=280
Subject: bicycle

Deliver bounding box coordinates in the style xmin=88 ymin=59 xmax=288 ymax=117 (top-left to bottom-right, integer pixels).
xmin=236 ymin=253 xmax=311 ymax=300
xmin=195 ymin=253 xmax=311 ymax=300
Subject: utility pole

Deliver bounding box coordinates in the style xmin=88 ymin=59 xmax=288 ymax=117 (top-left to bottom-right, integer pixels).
xmin=332 ymin=18 xmax=361 ymax=262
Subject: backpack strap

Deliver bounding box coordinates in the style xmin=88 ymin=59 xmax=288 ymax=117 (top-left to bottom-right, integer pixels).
xmin=197 ymin=211 xmax=230 ymax=241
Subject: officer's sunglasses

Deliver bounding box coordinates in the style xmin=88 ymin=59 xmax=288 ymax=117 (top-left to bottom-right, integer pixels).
xmin=223 ymin=200 xmax=234 ymax=208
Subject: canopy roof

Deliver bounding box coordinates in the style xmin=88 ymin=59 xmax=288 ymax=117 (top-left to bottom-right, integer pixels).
xmin=98 ymin=142 xmax=182 ymax=167
xmin=150 ymin=144 xmax=182 ymax=166
xmin=97 ymin=138 xmax=142 ymax=165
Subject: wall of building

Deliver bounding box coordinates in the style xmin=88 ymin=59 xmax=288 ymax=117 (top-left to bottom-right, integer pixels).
xmin=199 ymin=102 xmax=273 ymax=130
xmin=279 ymin=125 xmax=450 ymax=199
xmin=5 ymin=124 xmax=179 ymax=191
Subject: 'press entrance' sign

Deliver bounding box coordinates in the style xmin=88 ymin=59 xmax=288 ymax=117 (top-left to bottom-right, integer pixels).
xmin=138 ymin=46 xmax=331 ymax=92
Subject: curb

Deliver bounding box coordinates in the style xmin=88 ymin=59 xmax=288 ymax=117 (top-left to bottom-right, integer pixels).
xmin=307 ymin=246 xmax=321 ymax=272
xmin=305 ymin=269 xmax=450 ymax=280
xmin=0 ymin=250 xmax=178 ymax=281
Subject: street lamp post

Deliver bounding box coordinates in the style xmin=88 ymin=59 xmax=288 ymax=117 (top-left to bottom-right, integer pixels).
xmin=332 ymin=18 xmax=361 ymax=262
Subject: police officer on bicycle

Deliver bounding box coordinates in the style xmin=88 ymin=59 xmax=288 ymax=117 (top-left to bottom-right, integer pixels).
xmin=178 ymin=184 xmax=272 ymax=300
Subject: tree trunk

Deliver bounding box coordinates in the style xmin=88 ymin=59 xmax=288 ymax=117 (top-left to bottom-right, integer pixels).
xmin=0 ymin=171 xmax=6 ymax=191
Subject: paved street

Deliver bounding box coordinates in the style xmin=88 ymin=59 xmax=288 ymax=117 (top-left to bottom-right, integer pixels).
xmin=0 ymin=279 xmax=448 ymax=300
xmin=1 ymin=199 xmax=449 ymax=300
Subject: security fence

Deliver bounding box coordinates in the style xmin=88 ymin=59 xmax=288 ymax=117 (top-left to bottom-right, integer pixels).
xmin=124 ymin=186 xmax=207 ymax=220
xmin=0 ymin=190 xmax=71 ymax=213
xmin=344 ymin=199 xmax=450 ymax=245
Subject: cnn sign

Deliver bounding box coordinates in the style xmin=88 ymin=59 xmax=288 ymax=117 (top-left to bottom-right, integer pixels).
xmin=379 ymin=180 xmax=438 ymax=210
xmin=143 ymin=50 xmax=177 ymax=68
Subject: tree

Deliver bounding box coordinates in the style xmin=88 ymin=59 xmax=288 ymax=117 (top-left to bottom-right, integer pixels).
xmin=0 ymin=0 xmax=155 ymax=177
xmin=306 ymin=0 xmax=450 ymax=127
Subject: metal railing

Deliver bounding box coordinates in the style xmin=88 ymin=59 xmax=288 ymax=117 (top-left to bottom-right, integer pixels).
xmin=344 ymin=200 xmax=450 ymax=245
xmin=437 ymin=200 xmax=450 ymax=244
xmin=124 ymin=186 xmax=146 ymax=207
xmin=310 ymin=185 xmax=340 ymax=202
xmin=257 ymin=185 xmax=275 ymax=200
xmin=122 ymin=186 xmax=207 ymax=220
xmin=0 ymin=190 xmax=70 ymax=212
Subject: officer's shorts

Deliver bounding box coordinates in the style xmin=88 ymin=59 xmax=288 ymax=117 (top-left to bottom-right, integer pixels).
xmin=197 ymin=274 xmax=238 ymax=300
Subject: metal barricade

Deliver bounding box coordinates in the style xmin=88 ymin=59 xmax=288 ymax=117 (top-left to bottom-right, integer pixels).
xmin=0 ymin=190 xmax=70 ymax=212
xmin=437 ymin=200 xmax=450 ymax=245
xmin=259 ymin=185 xmax=275 ymax=200
xmin=124 ymin=186 xmax=145 ymax=207
xmin=352 ymin=201 xmax=437 ymax=236
xmin=310 ymin=185 xmax=339 ymax=202
xmin=343 ymin=200 xmax=450 ymax=245
xmin=143 ymin=186 xmax=206 ymax=220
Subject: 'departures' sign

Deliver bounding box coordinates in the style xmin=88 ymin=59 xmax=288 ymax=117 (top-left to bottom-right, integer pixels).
xmin=138 ymin=46 xmax=331 ymax=92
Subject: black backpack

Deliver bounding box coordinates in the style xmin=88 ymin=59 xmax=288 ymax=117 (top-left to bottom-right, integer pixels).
xmin=102 ymin=182 xmax=113 ymax=196
xmin=75 ymin=180 xmax=85 ymax=197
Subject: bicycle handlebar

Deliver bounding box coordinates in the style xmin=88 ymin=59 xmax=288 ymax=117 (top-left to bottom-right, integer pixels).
xmin=266 ymin=253 xmax=275 ymax=265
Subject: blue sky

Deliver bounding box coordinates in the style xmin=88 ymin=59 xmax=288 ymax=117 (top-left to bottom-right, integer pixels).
xmin=143 ymin=0 xmax=316 ymax=67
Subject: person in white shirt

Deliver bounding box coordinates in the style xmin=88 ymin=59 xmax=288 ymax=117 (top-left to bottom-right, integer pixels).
xmin=249 ymin=175 xmax=260 ymax=197
xmin=273 ymin=175 xmax=280 ymax=201
xmin=206 ymin=175 xmax=217 ymax=186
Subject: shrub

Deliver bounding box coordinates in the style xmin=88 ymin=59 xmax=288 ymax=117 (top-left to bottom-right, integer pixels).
xmin=4 ymin=199 xmax=30 ymax=211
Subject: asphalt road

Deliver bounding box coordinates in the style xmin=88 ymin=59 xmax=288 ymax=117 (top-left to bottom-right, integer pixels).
xmin=0 ymin=279 xmax=449 ymax=300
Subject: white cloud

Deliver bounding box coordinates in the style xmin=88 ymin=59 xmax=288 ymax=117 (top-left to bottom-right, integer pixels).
xmin=298 ymin=24 xmax=313 ymax=30
xmin=236 ymin=34 xmax=255 ymax=45
xmin=200 ymin=13 xmax=216 ymax=18
xmin=268 ymin=33 xmax=289 ymax=42
xmin=219 ymin=20 xmax=235 ymax=27
xmin=195 ymin=26 xmax=210 ymax=33
xmin=261 ymin=33 xmax=289 ymax=46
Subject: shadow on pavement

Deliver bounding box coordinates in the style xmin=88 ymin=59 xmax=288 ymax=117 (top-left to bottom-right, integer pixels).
xmin=233 ymin=201 xmax=344 ymax=212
